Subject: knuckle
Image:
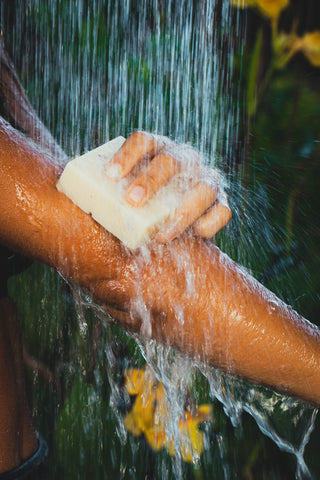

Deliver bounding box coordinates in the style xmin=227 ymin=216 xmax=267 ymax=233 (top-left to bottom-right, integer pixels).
xmin=156 ymin=153 xmax=177 ymax=172
xmin=144 ymin=169 xmax=159 ymax=189
xmin=130 ymin=130 xmax=151 ymax=145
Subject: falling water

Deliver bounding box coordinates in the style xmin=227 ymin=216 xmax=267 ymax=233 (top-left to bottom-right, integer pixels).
xmin=2 ymin=0 xmax=319 ymax=479
xmin=2 ymin=0 xmax=244 ymax=163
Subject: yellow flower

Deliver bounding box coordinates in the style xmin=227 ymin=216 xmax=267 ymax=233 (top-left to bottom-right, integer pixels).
xmin=256 ymin=0 xmax=289 ymax=20
xmin=179 ymin=417 xmax=205 ymax=463
xmin=124 ymin=368 xmax=168 ymax=438
xmin=230 ymin=0 xmax=289 ymax=20
xmin=123 ymin=367 xmax=214 ymax=463
xmin=145 ymin=426 xmax=168 ymax=452
xmin=123 ymin=367 xmax=158 ymax=435
xmin=164 ymin=407 xmax=213 ymax=462
xmin=294 ymin=32 xmax=320 ymax=67
xmin=124 ymin=368 xmax=146 ymax=396
xmin=123 ymin=388 xmax=154 ymax=436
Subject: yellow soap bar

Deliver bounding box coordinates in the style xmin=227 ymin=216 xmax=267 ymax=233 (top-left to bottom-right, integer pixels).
xmin=56 ymin=137 xmax=181 ymax=249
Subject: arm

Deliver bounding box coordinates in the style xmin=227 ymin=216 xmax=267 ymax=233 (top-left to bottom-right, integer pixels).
xmin=1 ymin=118 xmax=320 ymax=405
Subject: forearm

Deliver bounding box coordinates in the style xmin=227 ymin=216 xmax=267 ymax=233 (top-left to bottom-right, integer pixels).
xmin=0 ymin=118 xmax=131 ymax=291
xmin=134 ymin=240 xmax=320 ymax=404
xmin=1 ymin=118 xmax=320 ymax=405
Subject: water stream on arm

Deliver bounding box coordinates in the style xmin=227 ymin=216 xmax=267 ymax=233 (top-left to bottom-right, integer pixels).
xmin=3 ymin=0 xmax=319 ymax=478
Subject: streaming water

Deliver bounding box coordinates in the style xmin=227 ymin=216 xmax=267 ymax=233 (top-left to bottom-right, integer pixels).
xmin=2 ymin=0 xmax=319 ymax=479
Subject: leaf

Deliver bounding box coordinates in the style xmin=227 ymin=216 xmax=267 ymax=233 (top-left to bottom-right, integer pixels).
xmin=247 ymin=28 xmax=263 ymax=119
xmin=54 ymin=377 xmax=110 ymax=477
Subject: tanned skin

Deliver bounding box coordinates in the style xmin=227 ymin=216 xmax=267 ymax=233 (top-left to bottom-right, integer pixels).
xmin=1 ymin=120 xmax=320 ymax=407
xmin=0 ymin=298 xmax=38 ymax=472
xmin=0 ymin=42 xmax=231 ymax=472
xmin=0 ymin=42 xmax=320 ymax=473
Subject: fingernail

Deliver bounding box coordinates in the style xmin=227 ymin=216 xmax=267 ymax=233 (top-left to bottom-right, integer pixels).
xmin=105 ymin=163 xmax=122 ymax=179
xmin=127 ymin=186 xmax=145 ymax=206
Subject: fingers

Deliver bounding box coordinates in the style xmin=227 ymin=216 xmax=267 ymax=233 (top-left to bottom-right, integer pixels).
xmin=156 ymin=182 xmax=216 ymax=243
xmin=105 ymin=130 xmax=232 ymax=242
xmin=125 ymin=153 xmax=179 ymax=207
xmin=105 ymin=131 xmax=163 ymax=179
xmin=193 ymin=202 xmax=232 ymax=238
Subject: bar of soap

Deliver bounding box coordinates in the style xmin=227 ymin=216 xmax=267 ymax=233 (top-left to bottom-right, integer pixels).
xmin=56 ymin=137 xmax=182 ymax=249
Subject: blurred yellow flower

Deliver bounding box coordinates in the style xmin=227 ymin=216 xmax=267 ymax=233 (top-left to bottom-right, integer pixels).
xmin=123 ymin=367 xmax=213 ymax=463
xmin=178 ymin=410 xmax=212 ymax=462
xmin=230 ymin=0 xmax=289 ymax=20
xmin=256 ymin=0 xmax=289 ymax=20
xmin=145 ymin=426 xmax=168 ymax=452
xmin=124 ymin=368 xmax=146 ymax=396
xmin=178 ymin=417 xmax=205 ymax=463
xmin=124 ymin=368 xmax=162 ymax=436
xmin=146 ymin=408 xmax=213 ymax=463
xmin=294 ymin=32 xmax=320 ymax=67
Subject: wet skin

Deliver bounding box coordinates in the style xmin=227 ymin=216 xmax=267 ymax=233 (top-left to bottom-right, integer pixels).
xmin=105 ymin=131 xmax=232 ymax=241
xmin=0 ymin=119 xmax=320 ymax=409
xmin=0 ymin=297 xmax=37 ymax=472
xmin=0 ymin=118 xmax=232 ymax=472
xmin=0 ymin=44 xmax=319 ymax=472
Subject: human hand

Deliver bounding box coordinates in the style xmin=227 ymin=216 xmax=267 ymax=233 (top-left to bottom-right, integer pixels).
xmin=105 ymin=131 xmax=232 ymax=242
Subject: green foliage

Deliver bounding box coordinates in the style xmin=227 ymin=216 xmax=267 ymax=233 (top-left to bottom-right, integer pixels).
xmin=245 ymin=66 xmax=320 ymax=323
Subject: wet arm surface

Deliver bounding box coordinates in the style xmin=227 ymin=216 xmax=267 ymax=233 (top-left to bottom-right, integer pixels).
xmin=0 ymin=118 xmax=320 ymax=405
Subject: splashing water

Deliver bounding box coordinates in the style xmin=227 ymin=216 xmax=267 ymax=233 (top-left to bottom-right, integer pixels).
xmin=2 ymin=0 xmax=319 ymax=479
xmin=127 ymin=329 xmax=317 ymax=480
